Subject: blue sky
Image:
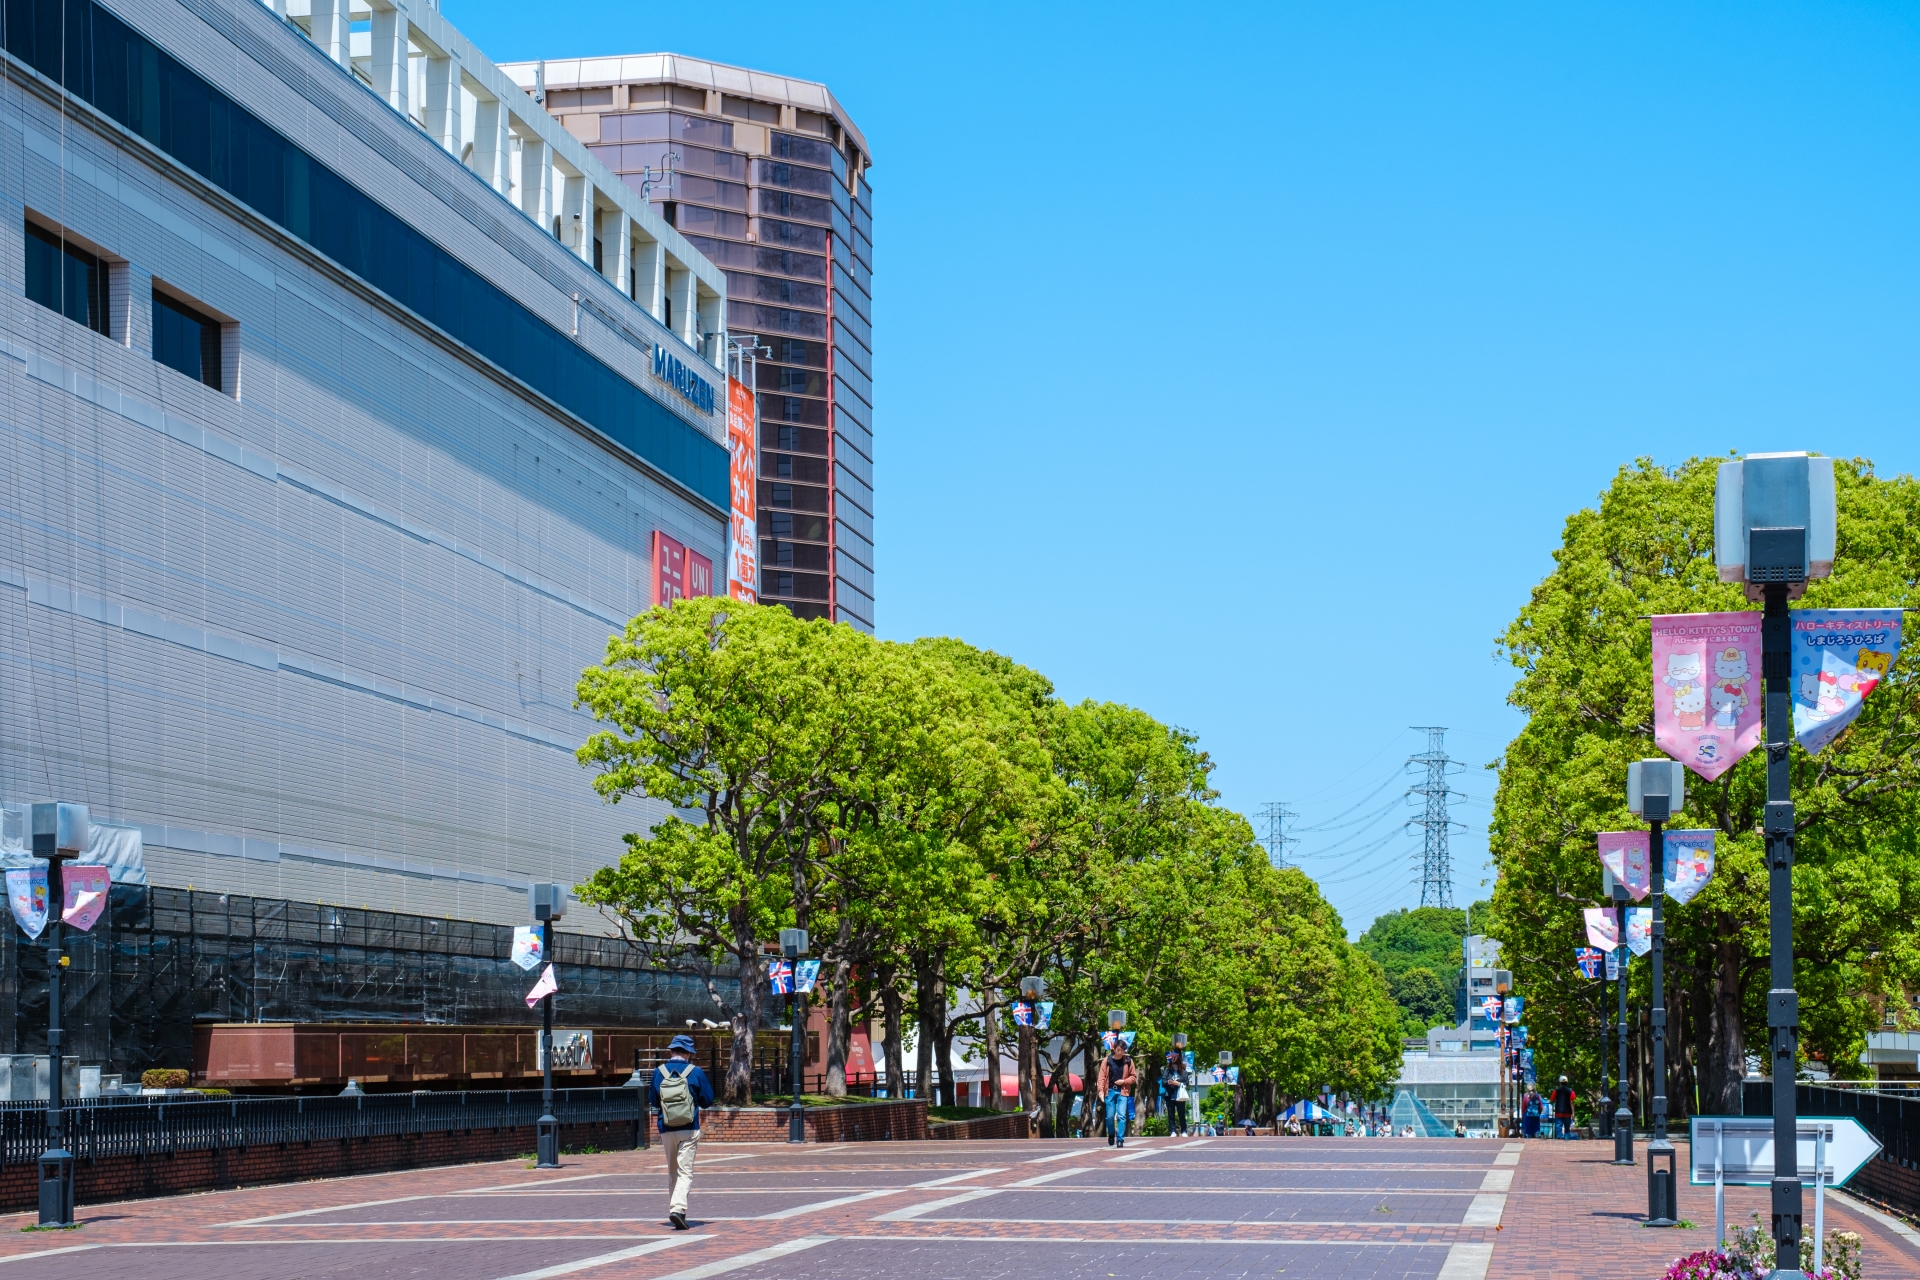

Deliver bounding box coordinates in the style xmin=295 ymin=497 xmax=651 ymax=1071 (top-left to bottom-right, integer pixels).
xmin=449 ymin=1 xmax=1920 ymax=936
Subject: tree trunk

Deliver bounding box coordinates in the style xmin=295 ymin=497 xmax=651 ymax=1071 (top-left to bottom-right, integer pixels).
xmin=876 ymin=961 xmax=906 ymax=1097
xmin=912 ymin=954 xmax=936 ymax=1101
xmin=1707 ymin=934 xmax=1747 ymax=1115
xmin=727 ymin=939 xmax=762 ymax=1105
xmin=983 ymin=988 xmax=1003 ymax=1112
xmin=823 ymin=954 xmax=852 ymax=1098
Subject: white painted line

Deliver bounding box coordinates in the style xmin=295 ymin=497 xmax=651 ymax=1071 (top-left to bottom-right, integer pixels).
xmin=1021 ymin=1147 xmax=1099 ymax=1164
xmin=1169 ymin=1139 xmax=1214 ymax=1149
xmin=1108 ymin=1148 xmax=1161 ymax=1163
xmin=1461 ymin=1193 xmax=1507 ymax=1227
xmin=870 ymin=1189 xmax=1001 ymax=1221
xmin=1501 ymin=1142 xmax=1523 ymax=1153
xmin=1491 ymin=1151 xmax=1520 ymax=1166
xmin=467 ymin=1174 xmax=612 ymax=1194
xmin=220 ymin=1194 xmax=433 ymax=1226
xmin=490 ymin=1237 xmax=697 ymax=1280
xmin=755 ymin=1189 xmax=900 ymax=1219
xmin=1478 ymin=1168 xmax=1513 ymax=1193
xmin=650 ymin=1235 xmax=835 ymax=1280
xmin=0 ymin=1245 xmax=100 ymax=1264
xmin=858 ymin=1231 xmax=1460 ymax=1247
xmin=911 ymin=1168 xmax=1007 ymax=1188
xmin=1007 ymin=1168 xmax=1089 ymax=1188
xmin=1438 ymin=1242 xmax=1496 ymax=1280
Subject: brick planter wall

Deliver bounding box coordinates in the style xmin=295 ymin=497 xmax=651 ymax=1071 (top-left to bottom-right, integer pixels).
xmin=0 ymin=1118 xmax=640 ymax=1213
xmin=930 ymin=1113 xmax=1030 ymax=1141
xmin=697 ymin=1099 xmax=928 ymax=1143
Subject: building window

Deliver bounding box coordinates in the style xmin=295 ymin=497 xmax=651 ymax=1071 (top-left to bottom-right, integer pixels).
xmin=152 ymin=290 xmax=222 ymax=391
xmin=24 ymin=220 xmax=109 ymax=336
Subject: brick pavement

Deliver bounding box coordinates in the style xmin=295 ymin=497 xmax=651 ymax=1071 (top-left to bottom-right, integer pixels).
xmin=5 ymin=1134 xmax=1908 ymax=1278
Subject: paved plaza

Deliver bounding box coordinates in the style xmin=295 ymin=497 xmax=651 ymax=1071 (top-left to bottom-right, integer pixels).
xmin=0 ymin=1136 xmax=1916 ymax=1279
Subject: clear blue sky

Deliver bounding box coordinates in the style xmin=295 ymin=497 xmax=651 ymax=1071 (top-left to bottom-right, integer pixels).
xmin=449 ymin=0 xmax=1920 ymax=937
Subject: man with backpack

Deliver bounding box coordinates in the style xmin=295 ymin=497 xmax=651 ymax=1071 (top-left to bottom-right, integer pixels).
xmin=1096 ymin=1040 xmax=1137 ymax=1148
xmin=652 ymin=1034 xmax=715 ymax=1229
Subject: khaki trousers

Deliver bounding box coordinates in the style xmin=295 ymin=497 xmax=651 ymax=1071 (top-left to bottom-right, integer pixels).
xmin=663 ymin=1127 xmax=700 ymax=1216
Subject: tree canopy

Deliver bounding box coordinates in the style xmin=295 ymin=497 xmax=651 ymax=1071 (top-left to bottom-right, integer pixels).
xmin=572 ymin=596 xmax=1404 ymax=1114
xmin=1487 ymin=456 xmax=1920 ymax=1119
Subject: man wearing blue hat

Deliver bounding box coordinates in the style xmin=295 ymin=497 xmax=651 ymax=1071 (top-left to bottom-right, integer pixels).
xmin=652 ymin=1034 xmax=715 ymax=1229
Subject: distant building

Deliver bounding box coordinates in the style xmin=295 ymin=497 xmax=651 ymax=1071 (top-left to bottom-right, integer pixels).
xmin=1455 ymin=934 xmax=1505 ymax=1027
xmin=1396 ymin=1024 xmax=1501 ymax=1135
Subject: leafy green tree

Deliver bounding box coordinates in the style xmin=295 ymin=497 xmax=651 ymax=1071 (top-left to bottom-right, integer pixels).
xmin=1489 ymin=456 xmax=1920 ymax=1117
xmin=1389 ymin=967 xmax=1455 ymax=1034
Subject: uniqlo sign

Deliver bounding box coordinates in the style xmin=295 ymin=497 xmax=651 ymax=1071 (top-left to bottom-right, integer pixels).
xmin=653 ymin=531 xmax=714 ymax=608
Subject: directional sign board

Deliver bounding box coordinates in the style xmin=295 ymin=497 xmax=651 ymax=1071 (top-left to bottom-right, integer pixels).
xmin=1689 ymin=1116 xmax=1882 ymax=1188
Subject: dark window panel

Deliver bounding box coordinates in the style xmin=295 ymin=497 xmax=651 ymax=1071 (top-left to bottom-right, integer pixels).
xmin=759 ymin=539 xmax=830 ymax=572
xmin=754 ymin=159 xmax=833 ymax=196
xmin=756 ymin=394 xmax=827 ymax=428
xmin=24 ymin=221 xmax=109 ymax=335
xmin=768 ymin=132 xmax=835 ymax=169
xmin=725 ymin=271 xmax=825 ymax=311
xmin=770 ymin=424 xmax=829 ymax=455
xmin=742 ymin=304 xmax=825 ymax=338
xmin=152 ymin=291 xmax=221 ymax=390
xmin=765 ymin=367 xmax=826 ymax=398
xmin=600 ymin=110 xmax=733 ymax=148
xmin=758 ymin=188 xmax=832 ymax=227
xmin=762 ymin=570 xmax=831 ymax=601
xmin=762 ymin=451 xmax=829 ymax=484
xmin=759 ymin=480 xmax=830 ymax=513
xmin=669 ymin=174 xmax=747 ymax=210
xmin=660 ymin=199 xmax=748 ymax=240
xmin=755 ymin=218 xmax=828 ymax=252
xmin=761 ymin=510 xmax=830 ymax=543
xmin=744 ymin=335 xmax=828 ymax=369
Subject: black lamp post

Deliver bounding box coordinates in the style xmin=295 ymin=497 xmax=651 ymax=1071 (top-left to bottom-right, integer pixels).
xmin=1612 ymin=874 xmax=1633 ymax=1165
xmin=1629 ymin=758 xmax=1681 ymax=1226
xmin=33 ymin=802 xmax=87 ymax=1227
xmin=1019 ymin=975 xmax=1045 ymax=1124
xmin=531 ymin=882 xmax=565 ymax=1170
xmin=781 ymin=927 xmax=809 ymax=1143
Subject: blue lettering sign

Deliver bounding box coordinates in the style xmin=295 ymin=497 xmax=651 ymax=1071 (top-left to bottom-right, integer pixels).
xmin=652 ymin=345 xmax=716 ymax=415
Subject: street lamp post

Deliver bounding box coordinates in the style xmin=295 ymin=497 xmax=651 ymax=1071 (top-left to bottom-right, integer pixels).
xmin=782 ymin=928 xmax=809 ymax=1144
xmin=1629 ymin=758 xmax=1682 ymax=1226
xmin=531 ymin=883 xmax=565 ymax=1170
xmin=33 ymin=802 xmax=87 ymax=1227
xmin=1612 ymin=873 xmax=1633 ymax=1165
xmin=1717 ymin=451 xmax=1835 ymax=1278
xmin=1020 ymin=976 xmax=1045 ymax=1128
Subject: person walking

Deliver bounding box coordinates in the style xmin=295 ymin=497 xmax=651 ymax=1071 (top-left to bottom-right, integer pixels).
xmin=1161 ymin=1049 xmax=1189 ymax=1136
xmin=1521 ymin=1088 xmax=1543 ymax=1139
xmin=652 ymin=1034 xmax=715 ymax=1229
xmin=1096 ymin=1040 xmax=1137 ymax=1148
xmin=1550 ymin=1075 xmax=1576 ymax=1140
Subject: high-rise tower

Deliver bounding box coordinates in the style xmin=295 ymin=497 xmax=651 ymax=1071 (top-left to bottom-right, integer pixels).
xmin=508 ymin=55 xmax=875 ymax=631
xmin=1406 ymin=727 xmax=1466 ymax=908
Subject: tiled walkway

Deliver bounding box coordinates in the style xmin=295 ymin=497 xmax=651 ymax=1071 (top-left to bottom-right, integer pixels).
xmin=0 ymin=1133 xmax=1913 ymax=1278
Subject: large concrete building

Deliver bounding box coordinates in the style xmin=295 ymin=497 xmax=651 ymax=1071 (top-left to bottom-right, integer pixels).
xmin=1 ymin=0 xmax=732 ymax=929
xmin=503 ymin=54 xmax=874 ymax=631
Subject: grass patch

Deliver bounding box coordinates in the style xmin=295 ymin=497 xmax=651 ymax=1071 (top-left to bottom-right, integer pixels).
xmin=928 ymin=1106 xmax=1005 ymax=1122
xmin=752 ymin=1094 xmax=887 ymax=1108
xmin=20 ymin=1223 xmax=83 ymax=1232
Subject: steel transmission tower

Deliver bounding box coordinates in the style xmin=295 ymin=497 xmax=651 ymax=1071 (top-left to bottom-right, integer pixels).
xmin=1405 ymin=727 xmax=1468 ymax=908
xmin=1258 ymin=803 xmax=1296 ymax=869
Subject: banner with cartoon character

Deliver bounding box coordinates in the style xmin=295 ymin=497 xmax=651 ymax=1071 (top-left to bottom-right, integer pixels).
xmin=1598 ymin=832 xmax=1652 ymax=901
xmin=5 ymin=863 xmax=47 ymax=939
xmin=1663 ymin=830 xmax=1716 ymax=907
xmin=1625 ymin=908 xmax=1653 ymax=957
xmin=1036 ymin=1001 xmax=1054 ymax=1030
xmin=1583 ymin=906 xmax=1621 ymax=951
xmin=510 ymin=925 xmax=544 ymax=971
xmin=1653 ymin=613 xmax=1763 ymax=780
xmin=61 ymin=864 xmax=110 ymax=932
xmin=793 ymin=960 xmax=822 ymax=993
xmin=1791 ymin=609 xmax=1903 ymax=755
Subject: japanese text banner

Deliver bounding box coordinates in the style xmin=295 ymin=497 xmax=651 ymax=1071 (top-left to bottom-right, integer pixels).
xmin=1653 ymin=613 xmax=1763 ymax=780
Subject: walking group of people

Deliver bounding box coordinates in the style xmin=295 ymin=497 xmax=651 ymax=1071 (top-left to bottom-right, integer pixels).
xmin=1094 ymin=1040 xmax=1209 ymax=1146
xmin=1520 ymin=1075 xmax=1579 ymax=1139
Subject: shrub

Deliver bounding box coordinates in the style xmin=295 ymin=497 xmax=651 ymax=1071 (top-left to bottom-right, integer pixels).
xmin=141 ymin=1069 xmax=189 ymax=1089
xmin=1139 ymin=1116 xmax=1170 ymax=1137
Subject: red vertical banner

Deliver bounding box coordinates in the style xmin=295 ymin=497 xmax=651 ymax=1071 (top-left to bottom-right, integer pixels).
xmin=652 ymin=530 xmax=686 ymax=608
xmin=726 ymin=375 xmax=758 ymax=601
xmin=686 ymin=550 xmax=713 ymax=598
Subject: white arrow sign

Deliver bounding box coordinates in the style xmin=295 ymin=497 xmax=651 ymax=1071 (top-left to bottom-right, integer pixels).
xmin=1689 ymin=1116 xmax=1882 ymax=1188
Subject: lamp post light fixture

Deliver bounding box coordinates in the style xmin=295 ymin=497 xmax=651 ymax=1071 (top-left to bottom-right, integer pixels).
xmin=1717 ymin=452 xmax=1835 ymax=1279
xmin=1172 ymin=1033 xmax=1187 ymax=1050
xmin=1628 ymin=757 xmax=1685 ymax=1226
xmin=781 ymin=928 xmax=810 ymax=1143
xmin=530 ymin=882 xmax=566 ymax=1170
xmin=1218 ymin=1051 xmax=1232 ymax=1067
xmin=1108 ymin=1009 xmax=1128 ymax=1031
xmin=33 ymin=802 xmax=87 ymax=1226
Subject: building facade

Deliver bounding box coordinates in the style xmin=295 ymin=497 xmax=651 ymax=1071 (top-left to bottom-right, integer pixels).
xmin=1 ymin=0 xmax=731 ymax=929
xmin=505 ymin=55 xmax=874 ymax=631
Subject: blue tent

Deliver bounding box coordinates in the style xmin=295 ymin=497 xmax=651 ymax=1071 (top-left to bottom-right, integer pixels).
xmin=1280 ymin=1099 xmax=1336 ymax=1122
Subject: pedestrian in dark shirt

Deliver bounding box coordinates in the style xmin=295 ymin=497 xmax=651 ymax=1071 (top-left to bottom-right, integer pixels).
xmin=651 ymin=1034 xmax=716 ymax=1229
xmin=1550 ymin=1076 xmax=1576 ymax=1140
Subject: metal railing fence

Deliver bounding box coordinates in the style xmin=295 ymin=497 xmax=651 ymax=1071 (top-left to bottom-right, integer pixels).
xmin=0 ymin=1087 xmax=645 ymax=1166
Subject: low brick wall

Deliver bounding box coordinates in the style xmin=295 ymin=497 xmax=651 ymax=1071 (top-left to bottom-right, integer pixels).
xmin=698 ymin=1099 xmax=928 ymax=1143
xmin=0 ymin=1118 xmax=640 ymax=1213
xmin=930 ymin=1113 xmax=1030 ymax=1141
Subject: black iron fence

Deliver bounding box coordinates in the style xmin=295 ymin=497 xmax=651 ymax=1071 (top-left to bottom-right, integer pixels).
xmin=0 ymin=1086 xmax=647 ymax=1167
xmin=1742 ymin=1080 xmax=1920 ymax=1215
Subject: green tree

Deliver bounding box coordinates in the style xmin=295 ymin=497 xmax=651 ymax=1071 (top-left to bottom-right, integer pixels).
xmin=1489 ymin=456 xmax=1920 ymax=1117
xmin=1389 ymin=967 xmax=1455 ymax=1034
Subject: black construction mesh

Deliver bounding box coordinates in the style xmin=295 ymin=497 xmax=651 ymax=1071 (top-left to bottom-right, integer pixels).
xmin=0 ymin=887 xmax=753 ymax=1076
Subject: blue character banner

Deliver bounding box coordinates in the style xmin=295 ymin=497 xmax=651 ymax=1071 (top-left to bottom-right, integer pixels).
xmin=1792 ymin=610 xmax=1903 ymax=755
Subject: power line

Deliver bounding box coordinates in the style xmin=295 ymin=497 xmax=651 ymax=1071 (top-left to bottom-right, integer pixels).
xmin=1406 ymin=725 xmax=1468 ymax=909
xmin=1257 ymin=802 xmax=1296 ymax=869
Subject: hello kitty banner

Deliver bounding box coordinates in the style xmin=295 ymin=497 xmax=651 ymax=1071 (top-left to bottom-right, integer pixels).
xmin=1597 ymin=832 xmax=1652 ymax=902
xmin=1583 ymin=906 xmax=1620 ymax=951
xmin=1791 ymin=610 xmax=1903 ymax=755
xmin=1653 ymin=613 xmax=1763 ymax=780
xmin=1625 ymin=907 xmax=1653 ymax=957
xmin=1662 ymin=830 xmax=1716 ymax=907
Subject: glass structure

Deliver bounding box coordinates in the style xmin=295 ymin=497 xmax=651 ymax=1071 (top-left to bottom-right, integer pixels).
xmin=529 ymin=63 xmax=875 ymax=630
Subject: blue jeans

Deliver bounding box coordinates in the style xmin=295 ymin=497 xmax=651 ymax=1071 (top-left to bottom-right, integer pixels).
xmin=1105 ymin=1092 xmax=1130 ymax=1144
xmin=1552 ymin=1117 xmax=1571 ymax=1139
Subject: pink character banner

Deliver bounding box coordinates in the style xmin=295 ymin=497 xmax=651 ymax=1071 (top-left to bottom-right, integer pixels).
xmin=61 ymin=864 xmax=110 ymax=932
xmin=1598 ymin=831 xmax=1651 ymax=902
xmin=1583 ymin=906 xmax=1620 ymax=951
xmin=1652 ymin=613 xmax=1763 ymax=780
xmin=1791 ymin=609 xmax=1903 ymax=756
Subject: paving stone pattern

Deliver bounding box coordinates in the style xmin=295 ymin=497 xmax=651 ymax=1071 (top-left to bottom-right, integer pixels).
xmin=0 ymin=1135 xmax=1915 ymax=1278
